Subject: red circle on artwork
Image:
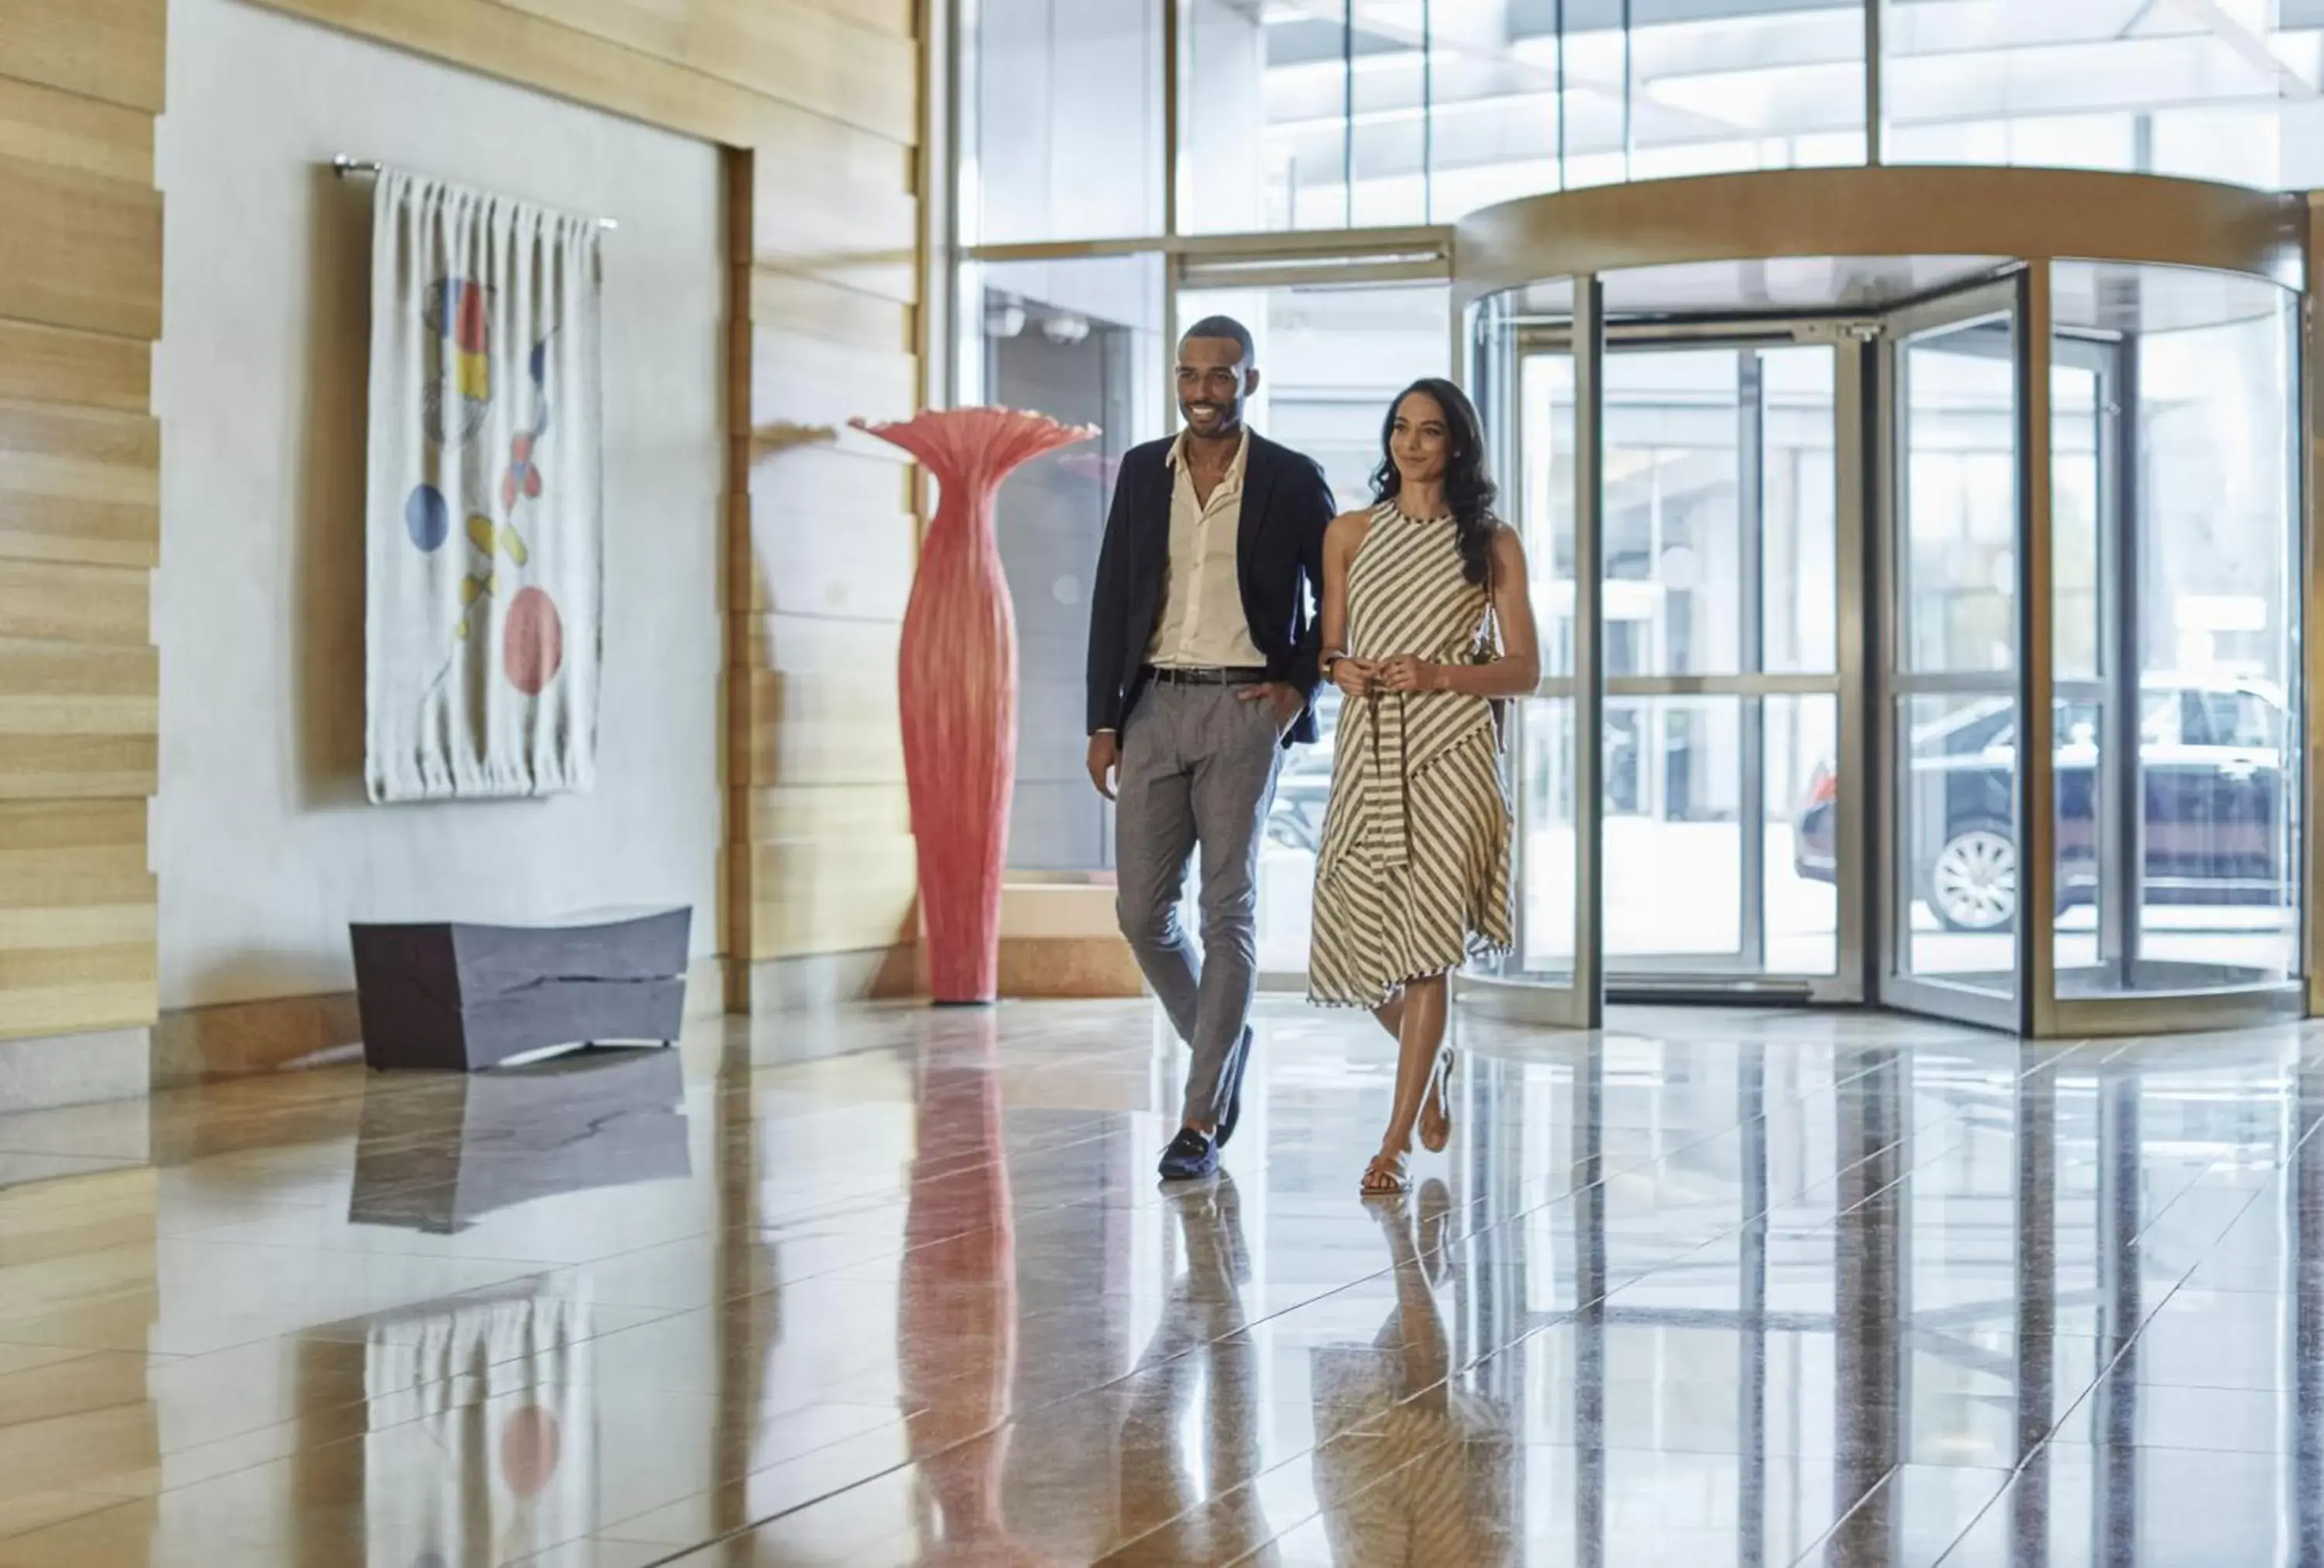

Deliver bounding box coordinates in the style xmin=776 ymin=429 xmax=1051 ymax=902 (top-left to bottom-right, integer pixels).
xmin=503 ymin=586 xmax=564 ymax=694
xmin=498 ymin=1405 xmax=562 ymax=1497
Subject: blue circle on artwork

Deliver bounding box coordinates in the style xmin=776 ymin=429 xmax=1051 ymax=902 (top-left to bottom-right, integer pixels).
xmin=404 ymin=484 xmax=450 ymax=552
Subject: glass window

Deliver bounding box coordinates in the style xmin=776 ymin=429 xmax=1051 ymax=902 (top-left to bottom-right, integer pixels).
xmin=964 ymin=255 xmax=1168 ymax=872
xmin=1762 ymin=346 xmax=1838 ymax=675
xmin=1881 ymin=1 xmax=2319 ymax=189
xmin=963 ymin=0 xmax=1163 ymax=244
xmin=1178 ymin=0 xmax=1865 ymax=236
xmin=1164 ymin=283 xmax=1452 ymax=972
xmin=1900 ymin=322 xmax=2016 ymax=676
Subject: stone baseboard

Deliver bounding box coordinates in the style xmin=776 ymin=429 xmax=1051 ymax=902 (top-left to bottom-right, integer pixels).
xmin=0 ymin=1027 xmax=153 ymax=1112
xmin=736 ymin=945 xmax=918 ymax=1013
xmin=152 ymin=992 xmax=365 ymax=1088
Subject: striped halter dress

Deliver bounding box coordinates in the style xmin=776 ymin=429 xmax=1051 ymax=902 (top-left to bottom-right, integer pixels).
xmin=1308 ymin=501 xmax=1514 ymax=1009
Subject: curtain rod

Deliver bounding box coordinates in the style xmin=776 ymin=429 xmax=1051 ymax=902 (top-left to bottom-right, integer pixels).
xmin=331 ymin=156 xmax=618 ymax=231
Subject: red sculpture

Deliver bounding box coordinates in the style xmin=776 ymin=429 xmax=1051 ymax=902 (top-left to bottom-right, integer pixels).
xmin=851 ymin=409 xmax=1098 ymax=1004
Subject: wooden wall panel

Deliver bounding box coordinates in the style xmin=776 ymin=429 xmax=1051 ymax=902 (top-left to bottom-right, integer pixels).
xmin=0 ymin=0 xmax=167 ymax=113
xmin=745 ymin=666 xmax=904 ymax=788
xmin=748 ymin=328 xmax=916 ymax=432
xmin=0 ymin=403 xmax=161 ymax=568
xmin=0 ymin=321 xmax=149 ymax=415
xmin=0 ymin=561 xmax=150 ymax=648
xmin=247 ymin=0 xmax=912 ymax=157
xmin=0 ymin=737 xmax=155 ymax=801
xmin=0 ymin=77 xmax=153 ymax=184
xmin=0 ymin=3 xmax=165 ymax=1038
xmin=0 ymin=0 xmax=158 ymax=1045
xmin=744 ymin=837 xmax=917 ymax=959
xmin=489 ymin=0 xmax=917 ymax=143
xmin=0 ymin=801 xmax=155 ymax=1036
xmin=744 ymin=498 xmax=915 ymax=621
xmin=0 ymin=642 xmax=156 ymax=737
xmin=749 ymin=270 xmax=913 ymax=355
xmin=750 ymin=782 xmax=910 ymax=842
xmin=820 ymin=0 xmax=916 ymax=37
xmin=0 ymin=154 xmax=163 ymax=340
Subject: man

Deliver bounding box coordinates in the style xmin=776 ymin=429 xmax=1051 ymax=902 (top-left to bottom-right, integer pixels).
xmin=1085 ymin=316 xmax=1336 ymax=1181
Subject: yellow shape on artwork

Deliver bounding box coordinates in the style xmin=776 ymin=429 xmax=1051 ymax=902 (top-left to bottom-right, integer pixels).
xmin=500 ymin=524 xmax=530 ymax=566
xmin=466 ymin=514 xmax=497 ymax=555
xmin=457 ymin=352 xmax=490 ymax=401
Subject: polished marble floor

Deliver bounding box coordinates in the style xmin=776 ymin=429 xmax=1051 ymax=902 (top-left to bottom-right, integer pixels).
xmin=0 ymin=997 xmax=2320 ymax=1565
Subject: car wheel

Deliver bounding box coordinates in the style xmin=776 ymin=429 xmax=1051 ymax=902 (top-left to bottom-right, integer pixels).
xmin=1928 ymin=822 xmax=2016 ymax=933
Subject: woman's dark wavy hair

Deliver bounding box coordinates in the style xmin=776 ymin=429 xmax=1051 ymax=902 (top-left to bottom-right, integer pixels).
xmin=1370 ymin=377 xmax=1499 ymax=586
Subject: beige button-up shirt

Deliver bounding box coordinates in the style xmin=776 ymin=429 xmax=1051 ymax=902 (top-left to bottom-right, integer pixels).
xmin=1147 ymin=428 xmax=1265 ymax=669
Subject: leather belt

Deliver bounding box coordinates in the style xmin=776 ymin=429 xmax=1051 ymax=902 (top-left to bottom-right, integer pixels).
xmin=1145 ymin=665 xmax=1269 ymax=686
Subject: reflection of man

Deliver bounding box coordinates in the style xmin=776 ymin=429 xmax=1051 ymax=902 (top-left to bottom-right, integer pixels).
xmin=1085 ymin=316 xmax=1336 ymax=1182
xmin=1111 ymin=1174 xmax=1275 ymax=1565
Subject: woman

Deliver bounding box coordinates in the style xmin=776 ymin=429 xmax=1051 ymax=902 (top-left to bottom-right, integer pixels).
xmin=1308 ymin=378 xmax=1539 ymax=1196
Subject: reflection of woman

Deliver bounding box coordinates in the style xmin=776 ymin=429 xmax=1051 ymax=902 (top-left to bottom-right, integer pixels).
xmin=1308 ymin=379 xmax=1541 ymax=1195
xmin=1311 ymin=1181 xmax=1518 ymax=1566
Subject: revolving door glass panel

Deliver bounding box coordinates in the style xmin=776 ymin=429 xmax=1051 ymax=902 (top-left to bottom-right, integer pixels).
xmin=2046 ymin=261 xmax=2302 ymax=1010
xmin=1598 ymin=345 xmax=1842 ymax=982
xmin=1887 ymin=287 xmax=2023 ymax=1013
xmin=1469 ymin=277 xmax=1599 ymax=1027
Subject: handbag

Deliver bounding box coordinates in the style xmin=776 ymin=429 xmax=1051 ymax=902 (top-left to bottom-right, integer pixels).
xmin=1470 ymin=528 xmax=1509 ymax=751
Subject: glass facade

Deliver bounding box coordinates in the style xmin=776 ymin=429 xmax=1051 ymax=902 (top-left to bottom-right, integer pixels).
xmin=952 ymin=0 xmax=2319 ymax=1026
xmin=961 ymin=0 xmax=2324 ymax=252
xmin=1883 ymin=1 xmax=2324 ymax=187
xmin=960 ymin=0 xmax=1164 ymax=243
xmin=1181 ymin=0 xmax=1871 ymax=229
xmin=961 ymin=254 xmax=1167 ymax=871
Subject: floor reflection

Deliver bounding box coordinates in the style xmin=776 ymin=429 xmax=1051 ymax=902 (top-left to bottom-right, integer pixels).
xmin=1308 ymin=1185 xmax=1516 ymax=1568
xmin=9 ymin=1002 xmax=2324 ymax=1563
xmin=348 ymin=1045 xmax=689 ymax=1233
xmin=902 ymin=1012 xmax=1063 ymax=1568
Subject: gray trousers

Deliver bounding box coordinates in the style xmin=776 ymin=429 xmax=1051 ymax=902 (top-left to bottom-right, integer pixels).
xmin=1115 ymin=681 xmax=1285 ymax=1129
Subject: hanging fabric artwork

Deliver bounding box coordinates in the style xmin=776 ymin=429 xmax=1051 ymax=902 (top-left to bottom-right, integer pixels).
xmin=363 ymin=167 xmax=603 ymax=802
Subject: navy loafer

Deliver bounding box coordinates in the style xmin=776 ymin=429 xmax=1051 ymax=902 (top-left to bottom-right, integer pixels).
xmin=1157 ymin=1126 xmax=1220 ymax=1182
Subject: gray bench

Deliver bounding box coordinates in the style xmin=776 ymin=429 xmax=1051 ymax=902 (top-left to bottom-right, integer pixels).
xmin=349 ymin=905 xmax=691 ymax=1071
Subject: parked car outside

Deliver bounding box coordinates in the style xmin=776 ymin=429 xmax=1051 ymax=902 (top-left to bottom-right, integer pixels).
xmin=1794 ymin=675 xmax=2288 ymax=932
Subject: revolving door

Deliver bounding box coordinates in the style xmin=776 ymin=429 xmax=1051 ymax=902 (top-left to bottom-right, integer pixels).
xmin=1456 ymin=167 xmax=2311 ymax=1037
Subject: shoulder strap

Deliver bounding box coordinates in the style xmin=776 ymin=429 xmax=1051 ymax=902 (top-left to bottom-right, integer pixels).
xmin=1480 ymin=522 xmax=1504 ymax=655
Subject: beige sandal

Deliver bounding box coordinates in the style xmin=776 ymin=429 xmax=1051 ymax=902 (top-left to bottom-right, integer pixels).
xmin=1360 ymin=1149 xmax=1412 ymax=1197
